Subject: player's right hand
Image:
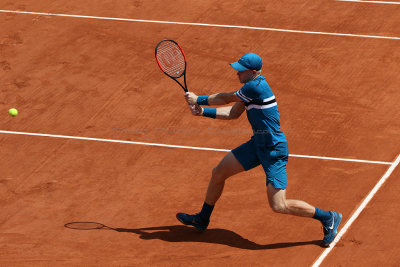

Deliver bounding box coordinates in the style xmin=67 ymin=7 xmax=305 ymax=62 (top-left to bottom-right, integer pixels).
xmin=184 ymin=92 xmax=198 ymax=105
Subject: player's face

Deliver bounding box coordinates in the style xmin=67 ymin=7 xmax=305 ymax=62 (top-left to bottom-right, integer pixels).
xmin=237 ymin=70 xmax=256 ymax=83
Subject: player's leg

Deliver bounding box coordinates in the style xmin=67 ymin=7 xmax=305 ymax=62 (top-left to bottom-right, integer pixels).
xmin=176 ymin=152 xmax=247 ymax=231
xmin=266 ymin=184 xmax=342 ymax=246
xmin=266 ymin=184 xmax=315 ymax=217
xmin=205 ymin=151 xmax=245 ymax=205
xmin=259 ymin=142 xmax=326 ymax=217
xmin=260 ymin=142 xmax=342 ymax=246
xmin=177 ymin=138 xmax=260 ymax=231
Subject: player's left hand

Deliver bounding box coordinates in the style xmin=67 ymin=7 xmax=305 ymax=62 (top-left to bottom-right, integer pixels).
xmin=184 ymin=92 xmax=198 ymax=105
xmin=188 ymin=103 xmax=203 ymax=116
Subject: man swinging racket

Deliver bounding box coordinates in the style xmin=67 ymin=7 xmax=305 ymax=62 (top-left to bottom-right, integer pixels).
xmin=177 ymin=52 xmax=342 ymax=247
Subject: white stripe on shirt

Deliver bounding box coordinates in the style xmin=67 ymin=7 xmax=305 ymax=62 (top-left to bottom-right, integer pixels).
xmin=236 ymin=90 xmax=252 ymax=102
xmin=262 ymin=95 xmax=275 ymax=102
xmin=246 ymin=102 xmax=277 ymax=110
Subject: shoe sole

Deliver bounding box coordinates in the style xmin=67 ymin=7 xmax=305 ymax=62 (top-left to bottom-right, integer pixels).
xmin=323 ymin=212 xmax=342 ymax=247
xmin=176 ymin=214 xmax=207 ymax=231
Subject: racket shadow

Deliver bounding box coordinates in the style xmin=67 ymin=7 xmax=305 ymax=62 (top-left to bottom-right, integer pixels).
xmin=64 ymin=222 xmax=323 ymax=250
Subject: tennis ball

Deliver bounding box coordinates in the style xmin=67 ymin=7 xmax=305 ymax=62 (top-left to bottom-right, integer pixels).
xmin=9 ymin=108 xmax=18 ymax=117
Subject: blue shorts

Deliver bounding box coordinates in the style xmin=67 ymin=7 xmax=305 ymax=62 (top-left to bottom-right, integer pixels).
xmin=232 ymin=138 xmax=289 ymax=189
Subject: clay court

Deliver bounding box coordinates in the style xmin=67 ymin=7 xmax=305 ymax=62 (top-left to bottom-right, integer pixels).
xmin=1 ymin=0 xmax=400 ymax=266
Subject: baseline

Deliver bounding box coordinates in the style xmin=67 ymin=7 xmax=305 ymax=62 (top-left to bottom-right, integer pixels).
xmin=0 ymin=10 xmax=400 ymax=40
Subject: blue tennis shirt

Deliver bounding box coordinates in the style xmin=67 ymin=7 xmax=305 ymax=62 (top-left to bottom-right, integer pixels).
xmin=235 ymin=75 xmax=287 ymax=147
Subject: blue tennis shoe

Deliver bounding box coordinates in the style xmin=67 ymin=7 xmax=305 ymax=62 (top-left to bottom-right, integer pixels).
xmin=322 ymin=211 xmax=342 ymax=247
xmin=176 ymin=212 xmax=209 ymax=231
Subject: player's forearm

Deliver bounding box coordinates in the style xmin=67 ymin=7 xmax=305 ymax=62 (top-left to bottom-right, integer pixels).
xmin=215 ymin=106 xmax=233 ymax=120
xmin=207 ymin=93 xmax=232 ymax=105
xmin=202 ymin=106 xmax=237 ymax=120
xmin=194 ymin=91 xmax=239 ymax=106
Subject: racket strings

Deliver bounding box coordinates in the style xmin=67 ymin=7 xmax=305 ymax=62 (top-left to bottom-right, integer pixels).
xmin=156 ymin=41 xmax=185 ymax=77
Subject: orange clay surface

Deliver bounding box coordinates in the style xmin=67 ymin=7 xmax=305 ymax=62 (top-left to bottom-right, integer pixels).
xmin=1 ymin=1 xmax=400 ymax=266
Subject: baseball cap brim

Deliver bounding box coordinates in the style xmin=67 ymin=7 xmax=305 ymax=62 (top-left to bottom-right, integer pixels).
xmin=230 ymin=62 xmax=250 ymax=71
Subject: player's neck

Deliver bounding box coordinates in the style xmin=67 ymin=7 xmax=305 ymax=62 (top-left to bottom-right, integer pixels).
xmin=251 ymin=74 xmax=261 ymax=80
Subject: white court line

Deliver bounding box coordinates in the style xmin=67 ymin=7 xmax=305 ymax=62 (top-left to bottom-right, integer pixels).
xmin=288 ymin=153 xmax=391 ymax=165
xmin=337 ymin=0 xmax=400 ymax=5
xmin=0 ymin=130 xmax=392 ymax=165
xmin=313 ymin=153 xmax=400 ymax=267
xmin=0 ymin=9 xmax=400 ymax=40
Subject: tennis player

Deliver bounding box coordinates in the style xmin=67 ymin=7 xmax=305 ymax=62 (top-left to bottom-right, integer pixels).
xmin=178 ymin=53 xmax=342 ymax=247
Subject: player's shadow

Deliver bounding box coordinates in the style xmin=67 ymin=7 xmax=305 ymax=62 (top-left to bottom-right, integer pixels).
xmin=65 ymin=222 xmax=323 ymax=250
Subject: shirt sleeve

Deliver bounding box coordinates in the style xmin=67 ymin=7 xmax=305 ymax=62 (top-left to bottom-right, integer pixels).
xmin=235 ymin=82 xmax=258 ymax=103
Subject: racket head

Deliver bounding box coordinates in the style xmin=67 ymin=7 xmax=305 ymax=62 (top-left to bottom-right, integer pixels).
xmin=155 ymin=39 xmax=187 ymax=79
xmin=64 ymin=222 xmax=113 ymax=230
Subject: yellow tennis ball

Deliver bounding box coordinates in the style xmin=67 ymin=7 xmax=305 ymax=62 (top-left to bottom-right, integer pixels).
xmin=9 ymin=108 xmax=18 ymax=117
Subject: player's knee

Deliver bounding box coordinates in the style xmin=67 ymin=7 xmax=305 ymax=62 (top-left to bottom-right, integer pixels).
xmin=211 ymin=167 xmax=222 ymax=180
xmin=211 ymin=167 xmax=226 ymax=183
xmin=269 ymin=201 xmax=288 ymax=214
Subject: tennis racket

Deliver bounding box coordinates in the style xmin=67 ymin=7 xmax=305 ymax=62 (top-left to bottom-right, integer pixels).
xmin=155 ymin=39 xmax=188 ymax=93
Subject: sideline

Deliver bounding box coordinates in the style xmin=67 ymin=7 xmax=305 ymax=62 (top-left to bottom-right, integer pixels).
xmin=312 ymin=154 xmax=400 ymax=266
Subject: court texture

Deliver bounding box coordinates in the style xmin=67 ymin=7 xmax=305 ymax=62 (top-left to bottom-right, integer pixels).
xmin=1 ymin=0 xmax=400 ymax=266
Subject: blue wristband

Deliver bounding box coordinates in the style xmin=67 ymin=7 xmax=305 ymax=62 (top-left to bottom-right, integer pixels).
xmin=197 ymin=95 xmax=209 ymax=105
xmin=203 ymin=108 xmax=217 ymax=119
